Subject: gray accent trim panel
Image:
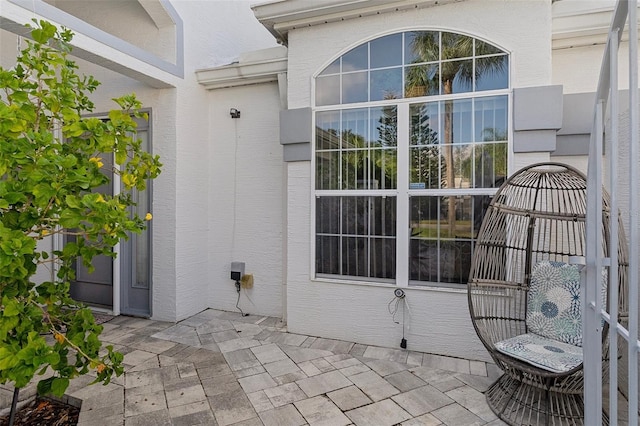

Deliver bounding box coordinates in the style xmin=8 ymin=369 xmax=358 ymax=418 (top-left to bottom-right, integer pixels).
xmin=513 ymin=129 xmax=557 ymax=153
xmin=513 ymin=85 xmax=563 ymax=131
xmin=280 ymin=108 xmax=312 ymax=145
xmin=283 ymin=142 xmax=311 ymax=162
xmin=557 ymin=92 xmax=596 ymax=135
xmin=553 ymin=134 xmax=590 ymax=156
xmin=7 ymin=0 xmax=184 ymax=79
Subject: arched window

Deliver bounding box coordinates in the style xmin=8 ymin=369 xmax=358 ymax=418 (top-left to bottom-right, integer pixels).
xmin=314 ymin=31 xmax=509 ymax=286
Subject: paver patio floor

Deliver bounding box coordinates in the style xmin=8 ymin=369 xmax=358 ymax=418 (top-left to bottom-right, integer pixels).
xmin=0 ymin=309 xmax=509 ymax=426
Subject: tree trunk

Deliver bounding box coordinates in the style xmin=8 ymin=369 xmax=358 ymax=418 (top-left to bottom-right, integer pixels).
xmin=443 ymin=80 xmax=456 ymax=238
xmin=8 ymin=387 xmax=19 ymax=426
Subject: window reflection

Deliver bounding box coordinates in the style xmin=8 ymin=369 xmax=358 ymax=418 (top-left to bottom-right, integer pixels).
xmin=316 ymin=30 xmax=507 ymax=105
xmin=370 ymin=33 xmax=402 ymax=68
xmin=447 ymin=60 xmax=473 ymax=93
xmin=474 ymin=96 xmax=508 ymax=142
xmin=409 ymin=195 xmax=491 ymax=284
xmin=476 ymin=56 xmax=509 ymax=91
xmin=405 ymin=31 xmax=439 ymax=64
xmin=342 ymin=44 xmax=368 ymax=72
xmin=314 ymin=31 xmax=508 ymax=287
xmin=316 ymin=75 xmax=340 ymax=106
xmin=405 ymin=64 xmax=439 ymax=97
xmin=316 ymin=196 xmax=396 ymax=279
xmin=408 ymin=96 xmax=507 ymax=191
xmin=342 ymin=72 xmax=368 ymax=104
xmin=321 ymin=58 xmax=341 ymax=76
xmin=370 ymin=68 xmax=402 ymax=101
xmin=315 ymin=107 xmax=398 ymax=191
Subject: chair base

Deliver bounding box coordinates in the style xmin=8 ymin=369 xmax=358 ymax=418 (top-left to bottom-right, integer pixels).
xmin=486 ymin=373 xmax=587 ymax=426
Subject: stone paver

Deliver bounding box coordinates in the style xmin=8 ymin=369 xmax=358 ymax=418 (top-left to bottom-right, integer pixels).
xmin=431 ymin=402 xmax=485 ymax=426
xmin=294 ymin=395 xmax=351 ymax=426
xmin=247 ymin=390 xmax=274 ymax=412
xmin=391 ymin=385 xmax=455 ymax=417
xmin=446 ymin=385 xmax=498 ymax=422
xmin=263 ymin=382 xmax=307 ymax=407
xmin=168 ymin=400 xmax=216 ymax=426
xmin=1 ymin=308 xmax=505 ymax=426
xmin=263 ymin=358 xmax=300 ymax=377
xmin=385 ymin=370 xmax=427 ymax=392
xmin=259 ymin=403 xmax=306 ymax=426
xmin=327 ymin=385 xmax=372 ymax=411
xmin=238 ymin=372 xmax=277 ymax=393
xmin=349 ymin=370 xmax=400 ymax=402
xmin=208 ymin=388 xmax=257 ymax=426
xmin=296 ymin=370 xmax=352 ymax=397
xmin=251 ymin=343 xmax=289 ymax=364
xmin=346 ymin=399 xmax=412 ymax=426
xmin=363 ymin=345 xmax=409 ymax=364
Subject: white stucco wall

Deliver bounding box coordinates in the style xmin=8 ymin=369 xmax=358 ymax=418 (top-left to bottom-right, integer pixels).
xmin=0 ymin=0 xmax=276 ymax=322
xmin=553 ymin=41 xmax=637 ymax=95
xmin=170 ymin=1 xmax=277 ymax=320
xmin=208 ymin=83 xmax=284 ymax=318
xmin=282 ymin=0 xmax=553 ymax=361
xmin=86 ymin=0 xmax=277 ymax=321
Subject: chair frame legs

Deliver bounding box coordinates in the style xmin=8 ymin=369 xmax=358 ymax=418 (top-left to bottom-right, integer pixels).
xmin=485 ymin=373 xmax=586 ymax=426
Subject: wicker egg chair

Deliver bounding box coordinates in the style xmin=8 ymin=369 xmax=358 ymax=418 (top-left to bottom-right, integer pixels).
xmin=468 ymin=163 xmax=628 ymax=426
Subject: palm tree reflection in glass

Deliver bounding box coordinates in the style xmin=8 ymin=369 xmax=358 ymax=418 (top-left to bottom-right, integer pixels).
xmin=406 ymin=32 xmax=508 ymax=239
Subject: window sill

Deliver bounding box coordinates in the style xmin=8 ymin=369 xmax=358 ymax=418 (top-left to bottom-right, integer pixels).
xmin=311 ymin=276 xmax=469 ymax=295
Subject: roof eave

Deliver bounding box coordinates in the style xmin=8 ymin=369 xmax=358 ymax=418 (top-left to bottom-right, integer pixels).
xmin=251 ymin=0 xmax=465 ymax=45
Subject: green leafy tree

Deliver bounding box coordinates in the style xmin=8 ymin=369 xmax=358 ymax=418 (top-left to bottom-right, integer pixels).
xmin=0 ymin=19 xmax=161 ymax=407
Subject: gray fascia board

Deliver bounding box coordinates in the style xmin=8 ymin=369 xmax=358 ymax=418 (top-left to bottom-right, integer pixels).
xmin=6 ymin=0 xmax=184 ymax=80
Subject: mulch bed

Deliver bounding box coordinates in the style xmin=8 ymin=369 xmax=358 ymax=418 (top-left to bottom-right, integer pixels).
xmin=0 ymin=397 xmax=79 ymax=426
xmin=0 ymin=312 xmax=113 ymax=426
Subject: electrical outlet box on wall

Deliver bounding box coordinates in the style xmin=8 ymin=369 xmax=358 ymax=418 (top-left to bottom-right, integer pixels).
xmin=231 ymin=261 xmax=245 ymax=281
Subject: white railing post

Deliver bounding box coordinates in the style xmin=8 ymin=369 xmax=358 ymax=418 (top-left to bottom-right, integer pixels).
xmin=585 ymin=99 xmax=604 ymax=425
xmin=587 ymin=1 xmax=640 ymax=424
xmin=627 ymin=1 xmax=639 ymax=424
xmin=609 ymin=27 xmax=620 ymax=426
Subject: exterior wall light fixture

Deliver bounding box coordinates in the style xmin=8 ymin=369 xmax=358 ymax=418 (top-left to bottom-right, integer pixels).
xmin=230 ymin=108 xmax=240 ymax=118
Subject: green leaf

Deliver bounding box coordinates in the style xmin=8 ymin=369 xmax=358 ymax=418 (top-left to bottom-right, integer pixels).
xmin=37 ymin=377 xmax=54 ymax=395
xmin=50 ymin=377 xmax=69 ymax=397
xmin=3 ymin=298 xmax=21 ymax=316
xmin=0 ymin=348 xmax=18 ymax=370
xmin=65 ymin=195 xmax=81 ymax=209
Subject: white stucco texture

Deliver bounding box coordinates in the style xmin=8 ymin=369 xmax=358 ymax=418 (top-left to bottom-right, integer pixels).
xmin=208 ymin=83 xmax=284 ymax=318
xmin=281 ymin=0 xmax=554 ymax=361
xmin=286 ymin=0 xmax=552 ymax=109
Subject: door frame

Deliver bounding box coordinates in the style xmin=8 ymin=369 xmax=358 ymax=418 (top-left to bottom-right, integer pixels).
xmin=54 ymin=109 xmax=153 ymax=318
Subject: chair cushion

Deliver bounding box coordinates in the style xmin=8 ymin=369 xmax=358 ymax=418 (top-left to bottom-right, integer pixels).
xmin=527 ymin=260 xmax=607 ymax=347
xmin=527 ymin=260 xmax=582 ymax=346
xmin=495 ymin=333 xmax=583 ymax=373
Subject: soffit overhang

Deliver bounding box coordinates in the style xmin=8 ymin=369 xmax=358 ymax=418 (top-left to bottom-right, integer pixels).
xmin=552 ymin=0 xmax=638 ymax=50
xmin=1 ymin=0 xmax=183 ymax=88
xmin=251 ymin=0 xmax=466 ymax=45
xmin=196 ymin=46 xmax=288 ymax=90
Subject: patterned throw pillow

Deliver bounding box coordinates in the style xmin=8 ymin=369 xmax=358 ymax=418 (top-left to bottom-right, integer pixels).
xmin=527 ymin=261 xmax=583 ymax=346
